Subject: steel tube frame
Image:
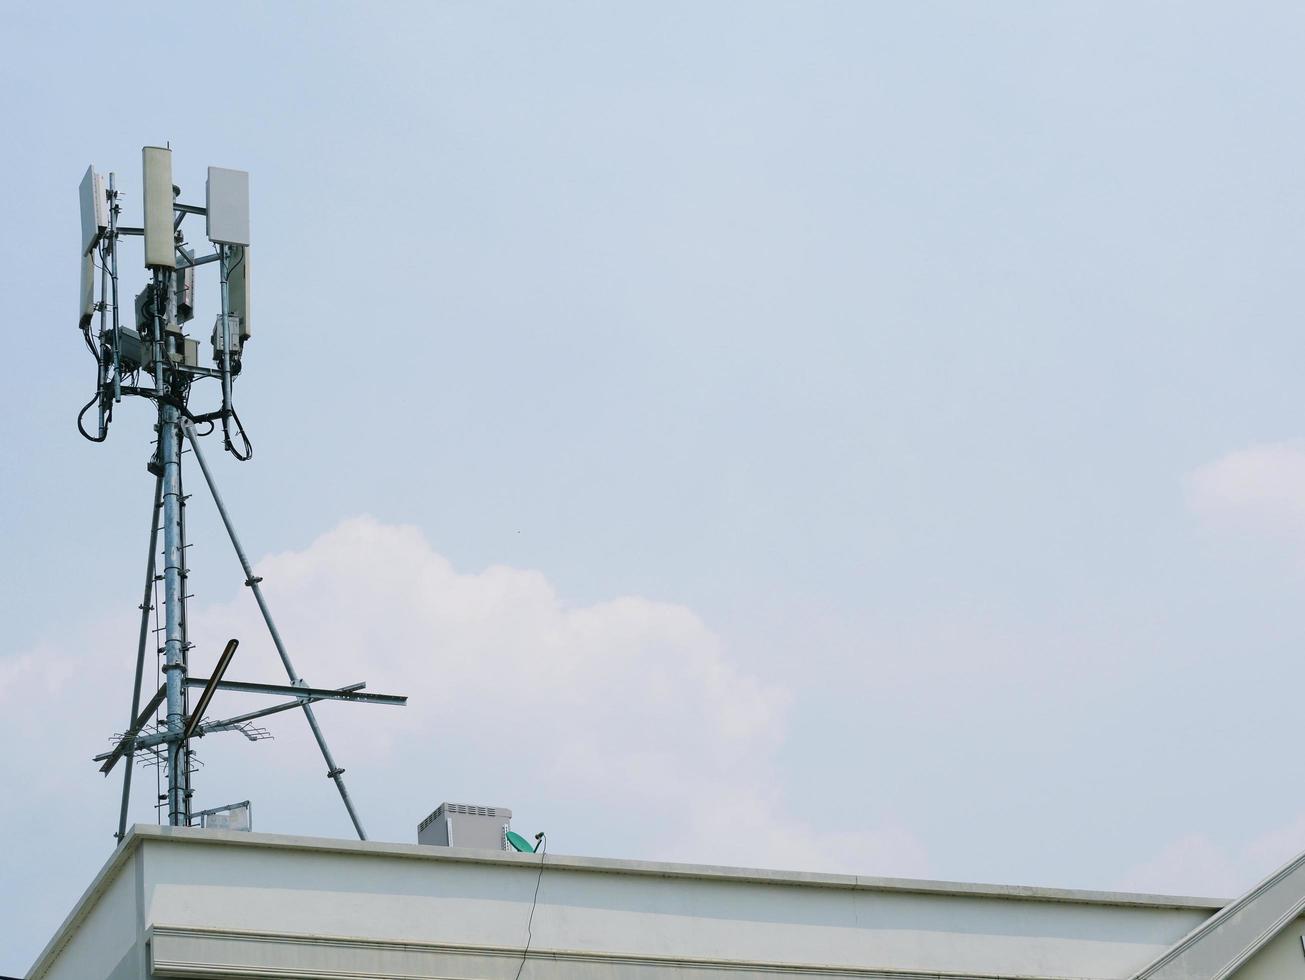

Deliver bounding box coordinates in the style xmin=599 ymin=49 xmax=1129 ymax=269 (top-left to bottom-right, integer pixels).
xmin=154 ymin=267 xmax=188 ymax=827
xmin=200 ymin=683 xmax=367 ymax=731
xmin=97 ymin=684 xmax=168 ymax=771
xmin=184 ymin=677 xmax=403 ymax=704
xmin=176 ymin=250 xmax=221 ymax=269
xmin=108 ymin=172 xmax=122 ymax=404
xmin=181 ymin=422 xmax=370 ymax=840
xmin=115 ymin=475 xmax=163 ymax=841
xmin=96 ymin=676 xmax=403 ymax=763
xmin=94 ymin=193 xmax=109 ymax=436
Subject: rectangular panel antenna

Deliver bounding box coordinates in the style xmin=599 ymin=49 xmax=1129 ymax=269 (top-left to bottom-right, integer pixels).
xmin=80 ymin=253 xmax=95 ymax=329
xmin=229 ymin=249 xmax=250 ymax=340
xmin=142 ymin=146 xmax=175 ymax=269
xmin=206 ymin=167 xmax=250 ymax=246
xmin=176 ymin=246 xmax=195 ymax=323
xmin=79 ymin=166 xmax=106 ymax=255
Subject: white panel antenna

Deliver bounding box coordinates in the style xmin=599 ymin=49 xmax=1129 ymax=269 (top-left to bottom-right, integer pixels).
xmin=142 ymin=146 xmax=175 ymax=269
xmin=176 ymin=246 xmax=196 ymax=323
xmin=79 ymin=253 xmax=95 ymax=329
xmin=229 ymin=249 xmax=250 ymax=339
xmin=206 ymin=167 xmax=250 ymax=246
xmin=79 ymin=166 xmax=107 ymax=255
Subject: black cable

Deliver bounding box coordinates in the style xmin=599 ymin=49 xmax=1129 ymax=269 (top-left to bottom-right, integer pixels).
xmin=116 ymin=386 xmax=204 ymax=424
xmin=224 ymin=405 xmax=253 ymax=461
xmin=513 ymin=833 xmax=547 ymax=980
xmin=217 ymin=247 xmax=252 ymax=461
xmin=226 ymin=247 xmax=245 ymax=277
xmin=77 ymin=391 xmax=108 ymax=442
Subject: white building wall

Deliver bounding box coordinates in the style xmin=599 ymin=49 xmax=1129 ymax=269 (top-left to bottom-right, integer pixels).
xmin=1234 ymin=917 xmax=1305 ymax=980
xmin=29 ymin=825 xmax=1228 ymax=980
xmin=35 ymin=847 xmax=140 ymax=980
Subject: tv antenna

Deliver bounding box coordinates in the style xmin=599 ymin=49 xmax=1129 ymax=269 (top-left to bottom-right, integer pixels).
xmin=78 ymin=146 xmax=406 ymax=843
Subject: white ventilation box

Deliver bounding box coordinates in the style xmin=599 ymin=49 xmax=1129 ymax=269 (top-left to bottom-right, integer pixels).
xmin=418 ymin=803 xmax=512 ymax=850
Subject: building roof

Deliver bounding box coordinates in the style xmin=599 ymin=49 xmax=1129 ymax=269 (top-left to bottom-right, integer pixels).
xmin=1131 ymin=847 xmax=1305 ymax=980
xmin=31 ymin=824 xmax=1249 ymax=980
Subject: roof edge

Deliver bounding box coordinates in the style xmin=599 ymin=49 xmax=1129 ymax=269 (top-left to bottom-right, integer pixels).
xmin=1132 ymin=846 xmax=1305 ymax=980
xmin=133 ymin=823 xmax=1227 ymax=911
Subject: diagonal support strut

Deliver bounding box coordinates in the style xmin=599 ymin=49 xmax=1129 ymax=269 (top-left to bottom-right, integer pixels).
xmin=115 ymin=473 xmax=163 ymax=842
xmin=180 ymin=421 xmax=372 ymax=840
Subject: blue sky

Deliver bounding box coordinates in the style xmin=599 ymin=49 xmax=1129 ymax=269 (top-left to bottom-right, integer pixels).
xmin=6 ymin=1 xmax=1305 ymax=973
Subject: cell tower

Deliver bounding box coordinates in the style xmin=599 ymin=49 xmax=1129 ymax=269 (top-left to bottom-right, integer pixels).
xmin=78 ymin=146 xmax=406 ymax=842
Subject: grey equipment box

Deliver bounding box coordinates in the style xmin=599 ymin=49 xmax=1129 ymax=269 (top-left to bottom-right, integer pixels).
xmin=417 ymin=803 xmax=512 ymax=850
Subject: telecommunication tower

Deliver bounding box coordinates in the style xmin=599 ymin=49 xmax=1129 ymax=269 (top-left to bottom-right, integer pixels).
xmin=78 ymin=146 xmax=406 ymax=842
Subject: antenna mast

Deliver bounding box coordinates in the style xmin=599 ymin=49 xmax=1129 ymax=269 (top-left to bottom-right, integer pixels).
xmin=77 ymin=147 xmax=405 ymax=841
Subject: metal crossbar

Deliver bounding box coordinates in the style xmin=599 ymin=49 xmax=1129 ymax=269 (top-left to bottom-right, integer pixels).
xmin=95 ymin=680 xmax=403 ymax=766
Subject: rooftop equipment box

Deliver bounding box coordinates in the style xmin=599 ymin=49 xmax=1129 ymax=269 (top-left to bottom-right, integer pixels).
xmin=418 ymin=803 xmax=512 ymax=850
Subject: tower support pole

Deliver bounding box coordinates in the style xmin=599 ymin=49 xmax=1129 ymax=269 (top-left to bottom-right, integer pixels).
xmin=151 ymin=266 xmax=188 ymax=827
xmin=116 ymin=474 xmax=163 ymax=843
xmin=108 ymin=171 xmax=121 ymax=404
xmin=160 ymin=398 xmax=187 ymax=825
xmin=181 ymin=422 xmax=369 ymax=840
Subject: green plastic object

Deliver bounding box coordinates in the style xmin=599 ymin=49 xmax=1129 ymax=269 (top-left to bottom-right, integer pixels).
xmin=505 ymin=830 xmax=535 ymax=853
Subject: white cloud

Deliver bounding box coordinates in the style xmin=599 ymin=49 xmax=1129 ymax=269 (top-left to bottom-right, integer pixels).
xmin=188 ymin=516 xmax=927 ymax=874
xmin=1 ymin=515 xmax=930 ymax=937
xmin=1187 ymin=442 xmax=1305 ymax=538
xmin=194 ymin=518 xmax=785 ymax=809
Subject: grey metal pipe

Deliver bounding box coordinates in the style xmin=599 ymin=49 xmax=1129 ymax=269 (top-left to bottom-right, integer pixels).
xmin=196 ymin=683 xmax=365 ymax=734
xmin=95 ymin=202 xmax=109 ymax=436
xmin=99 ymin=680 xmax=401 ymax=757
xmin=116 ymin=475 xmax=163 ymax=843
xmin=176 ymin=251 xmax=221 ymax=269
xmin=176 ymin=451 xmax=194 ymax=825
xmin=108 ymin=172 xmax=121 ymax=403
xmin=180 ymin=423 xmax=369 ymax=840
xmin=184 ymin=678 xmax=398 ymax=704
xmin=157 ymin=268 xmax=187 ymax=827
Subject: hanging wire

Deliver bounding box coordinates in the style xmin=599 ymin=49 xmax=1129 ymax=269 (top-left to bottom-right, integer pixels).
xmin=77 ymin=259 xmax=109 ymax=442
xmin=512 ymin=834 xmax=548 ymax=980
xmin=224 ymin=406 xmax=253 ymax=461
xmin=77 ymin=392 xmax=109 ymax=443
xmin=217 ymin=248 xmax=253 ymax=461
